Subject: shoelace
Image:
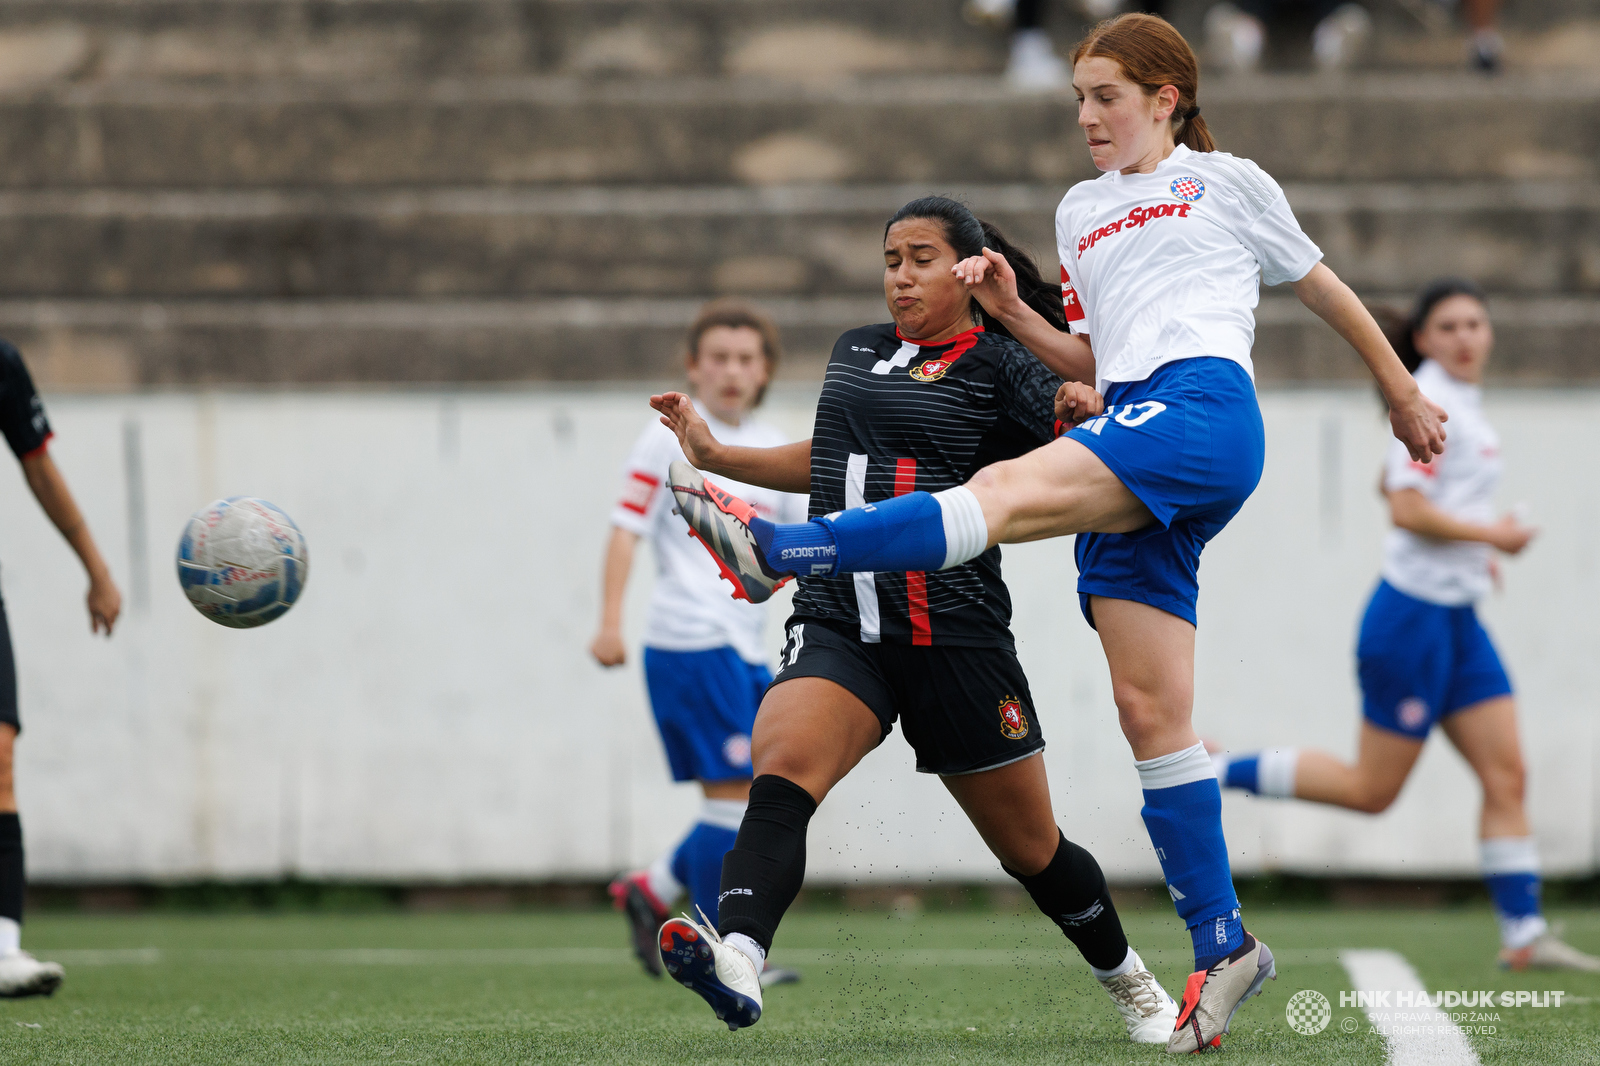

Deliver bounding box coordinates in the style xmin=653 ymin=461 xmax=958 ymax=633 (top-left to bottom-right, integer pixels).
xmin=1104 ymin=969 xmax=1166 ymax=1018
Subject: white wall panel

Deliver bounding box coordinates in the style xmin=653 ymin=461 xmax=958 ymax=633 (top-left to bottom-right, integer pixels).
xmin=0 ymin=386 xmax=1594 ymax=884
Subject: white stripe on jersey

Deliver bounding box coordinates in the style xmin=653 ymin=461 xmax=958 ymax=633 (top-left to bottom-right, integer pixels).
xmin=845 ymin=452 xmax=881 ymax=643
xmin=871 ymin=341 xmax=918 ymax=376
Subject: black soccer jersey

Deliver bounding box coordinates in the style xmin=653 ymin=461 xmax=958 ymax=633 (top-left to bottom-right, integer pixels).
xmin=0 ymin=340 xmax=50 ymax=461
xmin=789 ymin=322 xmax=1064 ymax=649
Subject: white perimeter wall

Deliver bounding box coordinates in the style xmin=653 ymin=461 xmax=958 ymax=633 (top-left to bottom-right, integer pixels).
xmin=2 ymin=386 xmax=1596 ymax=885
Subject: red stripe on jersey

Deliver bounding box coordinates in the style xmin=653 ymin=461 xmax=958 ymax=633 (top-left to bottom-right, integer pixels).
xmin=1060 ymin=266 xmax=1085 ymax=323
xmin=895 ymin=457 xmax=932 ymax=646
xmin=619 ymin=469 xmax=658 ymax=515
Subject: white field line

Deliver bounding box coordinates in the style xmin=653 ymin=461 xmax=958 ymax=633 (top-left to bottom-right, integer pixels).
xmin=46 ymin=946 xmax=1342 ymax=968
xmin=1340 ymin=949 xmax=1482 ymax=1066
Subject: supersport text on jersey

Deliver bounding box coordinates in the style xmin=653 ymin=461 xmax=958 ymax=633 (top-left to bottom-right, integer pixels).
xmin=1055 ymin=143 xmax=1323 ymax=395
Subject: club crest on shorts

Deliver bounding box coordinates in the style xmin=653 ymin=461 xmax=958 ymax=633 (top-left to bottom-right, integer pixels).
xmin=1170 ymin=176 xmax=1205 ymax=202
xmin=1397 ymin=697 xmax=1429 ymax=731
xmin=998 ymin=696 xmax=1029 ymax=740
xmin=910 ymin=358 xmax=953 ymax=382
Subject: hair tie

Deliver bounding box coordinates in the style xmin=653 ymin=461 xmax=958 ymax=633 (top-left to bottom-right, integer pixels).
xmin=1183 ymin=106 xmax=1201 ymax=120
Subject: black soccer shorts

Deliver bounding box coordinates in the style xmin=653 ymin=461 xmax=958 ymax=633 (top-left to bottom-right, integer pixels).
xmin=0 ymin=594 xmax=17 ymax=733
xmin=768 ymin=618 xmax=1045 ymax=776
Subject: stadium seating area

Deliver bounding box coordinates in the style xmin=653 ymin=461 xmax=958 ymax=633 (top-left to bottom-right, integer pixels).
xmin=0 ymin=0 xmax=1593 ymax=387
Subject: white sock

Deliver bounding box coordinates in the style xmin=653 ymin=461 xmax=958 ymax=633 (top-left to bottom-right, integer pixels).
xmin=1090 ymin=945 xmax=1138 ymax=981
xmin=1256 ymin=748 xmax=1299 ymax=798
xmin=645 ymin=852 xmax=684 ymax=906
xmin=933 ymin=486 xmax=988 ymax=570
xmin=1134 ymin=742 xmax=1215 ymax=790
xmin=724 ymin=932 xmax=766 ymax=973
xmin=699 ymin=798 xmax=747 ymax=832
xmin=0 ymin=917 xmax=18 ymax=956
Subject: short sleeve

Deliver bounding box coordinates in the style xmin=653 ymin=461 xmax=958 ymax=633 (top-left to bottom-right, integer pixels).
xmin=608 ymin=422 xmax=675 ymax=536
xmin=1056 ymin=206 xmax=1090 ymax=337
xmin=1211 ymin=157 xmax=1323 ymax=287
xmin=1382 ymin=436 xmax=1440 ymax=496
xmin=0 ymin=341 xmax=51 ymax=460
xmin=993 ymin=340 xmax=1067 ymax=444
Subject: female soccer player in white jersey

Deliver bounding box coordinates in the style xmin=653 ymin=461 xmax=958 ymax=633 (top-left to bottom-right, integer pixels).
xmin=1211 ymin=279 xmax=1600 ymax=973
xmin=590 ymin=301 xmax=807 ymax=981
xmin=664 ymin=14 xmax=1448 ymax=1053
xmin=650 ymin=197 xmax=1182 ymax=1048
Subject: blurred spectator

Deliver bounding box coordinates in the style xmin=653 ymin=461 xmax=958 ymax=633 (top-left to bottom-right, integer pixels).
xmin=1446 ymin=0 xmax=1504 ymax=71
xmin=1203 ymin=1 xmax=1372 ymax=73
xmin=966 ymin=0 xmax=1168 ymax=91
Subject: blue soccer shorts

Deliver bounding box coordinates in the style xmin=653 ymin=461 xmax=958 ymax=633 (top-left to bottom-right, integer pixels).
xmin=1066 ymin=357 xmax=1266 ymax=628
xmin=642 ymin=646 xmax=770 ymax=782
xmin=1356 ymin=579 xmax=1513 ymax=740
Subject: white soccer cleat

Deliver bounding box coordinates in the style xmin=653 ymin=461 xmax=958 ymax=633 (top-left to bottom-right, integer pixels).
xmin=0 ymin=951 xmax=64 ymax=998
xmin=1099 ymin=950 xmax=1179 ymax=1044
xmin=1501 ymin=932 xmax=1600 ymax=973
xmin=658 ymin=913 xmax=763 ymax=1030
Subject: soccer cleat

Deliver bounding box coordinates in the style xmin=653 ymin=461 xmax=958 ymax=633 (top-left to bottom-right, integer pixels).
xmin=1098 ymin=951 xmax=1179 ymax=1044
xmin=1500 ymin=933 xmax=1600 ymax=972
xmin=608 ymin=872 xmax=670 ymax=978
xmin=1166 ymin=933 xmax=1276 ymax=1054
xmin=0 ymin=951 xmax=64 ymax=998
xmin=658 ymin=913 xmax=763 ymax=1030
xmin=667 ymin=461 xmax=792 ymax=604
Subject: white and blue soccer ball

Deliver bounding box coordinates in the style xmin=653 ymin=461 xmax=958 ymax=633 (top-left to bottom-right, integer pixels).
xmin=176 ymin=497 xmax=308 ymax=628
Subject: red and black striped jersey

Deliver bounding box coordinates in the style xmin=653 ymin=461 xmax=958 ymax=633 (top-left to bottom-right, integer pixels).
xmin=788 ymin=322 xmax=1062 ymax=649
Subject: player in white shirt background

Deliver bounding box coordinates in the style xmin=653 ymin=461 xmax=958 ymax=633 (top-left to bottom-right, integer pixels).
xmin=1211 ymin=279 xmax=1600 ymax=973
xmin=659 ymin=13 xmax=1448 ymax=1052
xmin=589 ymin=301 xmax=807 ymax=983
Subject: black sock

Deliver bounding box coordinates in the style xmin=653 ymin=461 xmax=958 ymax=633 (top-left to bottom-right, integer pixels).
xmin=1006 ymin=830 xmax=1129 ymax=971
xmin=0 ymin=813 xmax=21 ymax=927
xmin=716 ymin=774 xmax=817 ymax=952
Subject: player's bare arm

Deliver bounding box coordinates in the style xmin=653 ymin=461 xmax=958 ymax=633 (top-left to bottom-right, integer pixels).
xmin=1387 ymin=488 xmax=1536 ymax=555
xmin=650 ymin=392 xmax=811 ymax=493
xmin=1291 ymin=263 xmax=1447 ymax=464
xmin=589 ymin=527 xmax=640 ymax=667
xmin=20 ymin=451 xmax=120 ymax=636
xmin=951 ymin=249 xmax=1097 ymax=385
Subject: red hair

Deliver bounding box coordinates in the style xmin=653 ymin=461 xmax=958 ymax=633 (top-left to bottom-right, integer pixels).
xmin=1072 ymin=14 xmax=1215 ymax=153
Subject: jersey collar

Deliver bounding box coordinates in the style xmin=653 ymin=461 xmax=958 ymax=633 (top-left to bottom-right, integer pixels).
xmin=894 ymin=323 xmax=985 ymax=350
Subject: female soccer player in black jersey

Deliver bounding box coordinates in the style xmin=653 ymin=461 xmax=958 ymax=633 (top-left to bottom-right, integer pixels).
xmin=645 ymin=198 xmax=1178 ymax=1043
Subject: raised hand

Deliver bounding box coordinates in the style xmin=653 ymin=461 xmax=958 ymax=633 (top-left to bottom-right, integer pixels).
xmin=951 ymin=247 xmax=1022 ymax=319
xmin=649 ymin=392 xmax=722 ymax=470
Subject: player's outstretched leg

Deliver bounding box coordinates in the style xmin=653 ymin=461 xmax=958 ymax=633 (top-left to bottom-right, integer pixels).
xmin=666 ymin=463 xmax=794 ymax=603
xmin=1006 ymin=831 xmax=1177 ymax=1043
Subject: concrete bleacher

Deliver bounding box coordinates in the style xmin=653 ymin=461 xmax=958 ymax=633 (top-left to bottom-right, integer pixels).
xmin=0 ymin=0 xmax=1593 ymax=387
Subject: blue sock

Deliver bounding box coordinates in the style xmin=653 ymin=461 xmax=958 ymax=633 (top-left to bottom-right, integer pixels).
xmin=825 ymin=492 xmax=948 ymax=572
xmin=1135 ymin=744 xmax=1243 ymax=972
xmin=672 ymin=821 xmax=741 ymax=926
xmin=1486 ymin=872 xmax=1541 ymax=921
xmin=1481 ymin=836 xmax=1544 ymax=947
xmin=752 ymin=515 xmax=837 ymax=576
xmin=1222 ymin=755 xmax=1260 ymax=793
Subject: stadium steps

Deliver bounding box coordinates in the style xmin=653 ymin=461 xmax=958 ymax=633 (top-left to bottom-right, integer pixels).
xmin=2 ymin=2 xmax=1594 ymax=386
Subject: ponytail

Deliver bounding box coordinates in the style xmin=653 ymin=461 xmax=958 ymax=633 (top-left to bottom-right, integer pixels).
xmin=1073 ymin=14 xmax=1214 ymax=153
xmin=884 ymin=196 xmax=1067 ymax=343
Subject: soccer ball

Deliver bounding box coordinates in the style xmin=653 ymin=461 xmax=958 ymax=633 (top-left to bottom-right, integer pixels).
xmin=176 ymin=497 xmax=308 ymax=628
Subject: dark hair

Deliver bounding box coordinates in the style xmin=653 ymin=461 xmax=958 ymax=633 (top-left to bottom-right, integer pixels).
xmin=1072 ymin=14 xmax=1215 ymax=153
xmin=1394 ymin=277 xmax=1486 ymax=373
xmin=685 ymin=298 xmax=782 ymax=405
xmin=883 ymin=196 xmax=1067 ymax=341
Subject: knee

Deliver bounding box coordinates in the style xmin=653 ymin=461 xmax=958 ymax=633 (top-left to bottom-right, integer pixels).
xmin=1480 ymin=758 xmax=1526 ymax=808
xmin=1352 ymin=788 xmax=1400 ymax=815
xmin=995 ymin=827 xmax=1061 ymax=878
xmin=1114 ymin=684 xmax=1183 ymax=750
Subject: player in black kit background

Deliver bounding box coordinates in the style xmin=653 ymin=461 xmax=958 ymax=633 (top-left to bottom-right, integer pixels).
xmin=642 ymin=198 xmax=1179 ymax=1043
xmin=0 ymin=340 xmax=121 ymax=997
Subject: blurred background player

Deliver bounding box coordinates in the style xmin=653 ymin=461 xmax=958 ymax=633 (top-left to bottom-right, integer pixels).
xmin=590 ymin=301 xmax=806 ymax=985
xmin=0 ymin=339 xmax=121 ymax=996
xmin=1212 ymin=279 xmax=1600 ymax=972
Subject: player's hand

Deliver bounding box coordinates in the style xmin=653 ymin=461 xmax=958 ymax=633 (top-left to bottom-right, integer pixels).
xmin=1388 ymin=387 xmax=1448 ymax=464
xmin=1485 ymin=514 xmax=1536 ymax=556
xmin=649 ymin=391 xmax=722 ymax=470
xmin=590 ymin=628 xmax=627 ymax=667
xmin=1054 ymin=381 xmax=1103 ymax=425
xmin=952 ymin=248 xmax=1023 ymax=319
xmin=87 ymin=573 xmax=120 ymax=636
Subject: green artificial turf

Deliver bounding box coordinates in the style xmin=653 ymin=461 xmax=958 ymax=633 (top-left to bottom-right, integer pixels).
xmin=0 ymin=904 xmax=1595 ymax=1063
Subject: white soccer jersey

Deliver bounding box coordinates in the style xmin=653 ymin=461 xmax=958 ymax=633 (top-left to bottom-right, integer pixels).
xmin=1380 ymin=359 xmax=1501 ymax=606
xmin=1055 ymin=143 xmax=1324 ymax=394
xmin=609 ymin=404 xmax=808 ymax=663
